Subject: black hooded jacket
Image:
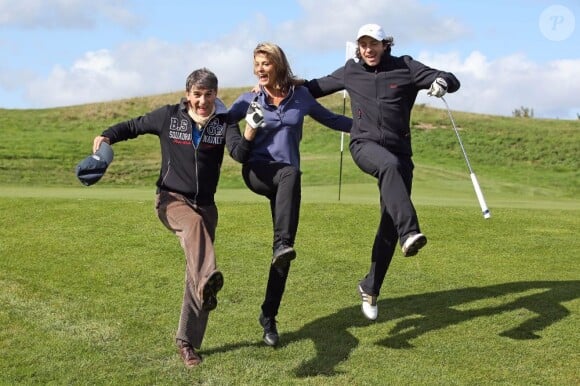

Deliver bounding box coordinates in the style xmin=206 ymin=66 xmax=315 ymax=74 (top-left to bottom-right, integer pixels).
xmin=305 ymin=52 xmax=460 ymax=155
xmin=101 ymin=98 xmax=250 ymax=205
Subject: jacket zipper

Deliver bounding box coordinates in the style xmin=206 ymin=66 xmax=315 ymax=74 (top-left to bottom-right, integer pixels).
xmin=192 ymin=122 xmax=203 ymax=205
xmin=191 ymin=126 xmax=204 ymax=205
xmin=375 ymin=70 xmax=385 ymax=145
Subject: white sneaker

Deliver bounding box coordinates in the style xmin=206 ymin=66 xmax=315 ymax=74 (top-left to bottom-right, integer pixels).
xmin=358 ymin=285 xmax=378 ymax=320
xmin=401 ymin=233 xmax=427 ymax=257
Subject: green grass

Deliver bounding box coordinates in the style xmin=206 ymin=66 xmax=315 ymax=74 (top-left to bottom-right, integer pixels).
xmin=0 ymin=89 xmax=578 ymax=384
xmin=0 ymin=195 xmax=578 ymax=385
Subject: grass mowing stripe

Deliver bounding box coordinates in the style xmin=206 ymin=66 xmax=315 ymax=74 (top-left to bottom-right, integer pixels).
xmin=1 ymin=184 xmax=578 ymax=210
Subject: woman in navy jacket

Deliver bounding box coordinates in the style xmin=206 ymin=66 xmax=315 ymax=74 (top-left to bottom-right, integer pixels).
xmin=228 ymin=42 xmax=352 ymax=347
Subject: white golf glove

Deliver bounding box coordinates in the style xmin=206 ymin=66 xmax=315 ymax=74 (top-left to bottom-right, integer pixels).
xmin=427 ymin=77 xmax=448 ymax=98
xmin=245 ymin=101 xmax=265 ymax=129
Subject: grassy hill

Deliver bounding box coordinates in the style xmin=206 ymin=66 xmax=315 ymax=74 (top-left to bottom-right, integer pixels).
xmin=0 ymin=87 xmax=578 ymax=200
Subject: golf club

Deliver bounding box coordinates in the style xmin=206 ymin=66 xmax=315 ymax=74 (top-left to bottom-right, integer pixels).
xmin=338 ymin=95 xmax=345 ymax=201
xmin=441 ymin=96 xmax=491 ymax=219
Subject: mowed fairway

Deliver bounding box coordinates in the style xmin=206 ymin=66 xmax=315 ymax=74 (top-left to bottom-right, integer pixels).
xmin=0 ymin=182 xmax=578 ymax=385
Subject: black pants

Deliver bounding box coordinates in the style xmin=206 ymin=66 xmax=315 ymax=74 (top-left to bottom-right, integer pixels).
xmin=350 ymin=139 xmax=421 ymax=296
xmin=242 ymin=162 xmax=301 ymax=317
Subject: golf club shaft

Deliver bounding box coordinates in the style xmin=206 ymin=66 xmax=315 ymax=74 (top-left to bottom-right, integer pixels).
xmin=441 ymin=97 xmax=474 ymax=174
xmin=338 ymin=93 xmax=346 ymax=201
xmin=441 ymin=97 xmax=491 ymax=219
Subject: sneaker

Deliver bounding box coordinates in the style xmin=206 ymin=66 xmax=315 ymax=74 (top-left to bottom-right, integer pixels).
xmin=401 ymin=233 xmax=427 ymax=257
xmin=259 ymin=313 xmax=279 ymax=346
xmin=202 ymin=271 xmax=224 ymax=311
xmin=272 ymin=245 xmax=296 ymax=268
xmin=178 ymin=344 xmax=202 ymax=368
xmin=358 ymin=284 xmax=378 ymax=320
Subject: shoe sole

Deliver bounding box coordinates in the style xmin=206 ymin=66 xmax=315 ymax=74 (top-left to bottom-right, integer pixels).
xmin=402 ymin=235 xmax=427 ymax=257
xmin=271 ymin=247 xmax=296 ymax=268
xmin=202 ymin=271 xmax=224 ymax=311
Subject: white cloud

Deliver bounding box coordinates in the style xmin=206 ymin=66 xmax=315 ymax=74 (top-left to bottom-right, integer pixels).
xmin=415 ymin=51 xmax=580 ymax=119
xmin=285 ymin=0 xmax=469 ymax=49
xmin=28 ymin=49 xmax=141 ymax=107
xmin=462 ymin=51 xmax=490 ymax=80
xmin=26 ymin=39 xmax=256 ymax=108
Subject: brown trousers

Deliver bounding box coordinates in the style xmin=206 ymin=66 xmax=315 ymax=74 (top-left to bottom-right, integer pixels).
xmin=155 ymin=191 xmax=219 ymax=349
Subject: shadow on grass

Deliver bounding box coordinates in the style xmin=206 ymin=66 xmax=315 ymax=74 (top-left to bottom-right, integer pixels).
xmin=205 ymin=280 xmax=579 ymax=377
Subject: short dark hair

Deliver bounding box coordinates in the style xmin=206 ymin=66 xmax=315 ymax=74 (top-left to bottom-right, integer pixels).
xmin=186 ymin=68 xmax=218 ymax=92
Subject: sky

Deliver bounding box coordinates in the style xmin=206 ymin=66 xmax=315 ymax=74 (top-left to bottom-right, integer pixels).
xmin=1 ymin=0 xmax=579 ymax=119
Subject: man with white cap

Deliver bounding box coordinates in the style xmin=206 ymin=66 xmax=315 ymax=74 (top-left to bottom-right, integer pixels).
xmin=304 ymin=23 xmax=460 ymax=320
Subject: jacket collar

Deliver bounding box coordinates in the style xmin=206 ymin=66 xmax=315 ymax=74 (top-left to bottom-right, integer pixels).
xmin=360 ymin=52 xmax=393 ymax=72
xmin=257 ymin=85 xmax=295 ymax=105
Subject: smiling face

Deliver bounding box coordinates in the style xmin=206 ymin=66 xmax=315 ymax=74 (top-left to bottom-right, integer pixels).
xmin=253 ymin=53 xmax=277 ymax=89
xmin=357 ymin=36 xmax=387 ymax=67
xmin=186 ymin=86 xmax=216 ymax=118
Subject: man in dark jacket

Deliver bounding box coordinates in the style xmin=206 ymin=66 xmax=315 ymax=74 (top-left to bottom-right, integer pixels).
xmin=90 ymin=68 xmax=255 ymax=367
xmin=305 ymin=23 xmax=460 ymax=321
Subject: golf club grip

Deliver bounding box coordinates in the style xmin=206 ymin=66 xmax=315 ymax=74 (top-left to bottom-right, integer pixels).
xmin=470 ymin=173 xmax=491 ymax=219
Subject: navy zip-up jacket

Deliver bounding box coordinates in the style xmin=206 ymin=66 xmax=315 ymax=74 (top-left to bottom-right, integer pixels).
xmin=228 ymin=85 xmax=352 ymax=170
xmin=305 ymin=52 xmax=460 ymax=155
xmin=101 ymin=97 xmax=250 ymax=205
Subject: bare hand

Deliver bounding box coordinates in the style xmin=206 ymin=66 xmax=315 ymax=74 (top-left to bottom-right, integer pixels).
xmin=92 ymin=136 xmax=111 ymax=153
xmin=243 ymin=124 xmax=258 ymax=141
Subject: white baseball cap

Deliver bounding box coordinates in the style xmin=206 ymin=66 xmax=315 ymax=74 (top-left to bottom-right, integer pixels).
xmin=357 ymin=23 xmax=387 ymax=41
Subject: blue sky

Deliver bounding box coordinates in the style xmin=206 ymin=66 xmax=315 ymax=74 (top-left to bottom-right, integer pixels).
xmin=1 ymin=0 xmax=578 ymax=119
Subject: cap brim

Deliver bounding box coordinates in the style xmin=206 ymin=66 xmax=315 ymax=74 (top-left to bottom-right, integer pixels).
xmin=357 ymin=33 xmax=383 ymax=41
xmin=75 ymin=155 xmax=109 ymax=186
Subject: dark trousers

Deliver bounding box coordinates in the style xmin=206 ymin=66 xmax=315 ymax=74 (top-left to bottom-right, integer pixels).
xmin=350 ymin=139 xmax=421 ymax=296
xmin=242 ymin=162 xmax=301 ymax=317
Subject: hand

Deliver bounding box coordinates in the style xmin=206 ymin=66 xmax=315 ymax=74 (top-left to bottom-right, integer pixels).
xmin=427 ymin=77 xmax=448 ymax=98
xmin=245 ymin=101 xmax=265 ymax=129
xmin=92 ymin=135 xmax=111 ymax=153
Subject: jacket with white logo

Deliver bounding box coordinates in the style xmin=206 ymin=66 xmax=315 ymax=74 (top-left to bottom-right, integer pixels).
xmin=102 ymin=98 xmax=250 ymax=205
